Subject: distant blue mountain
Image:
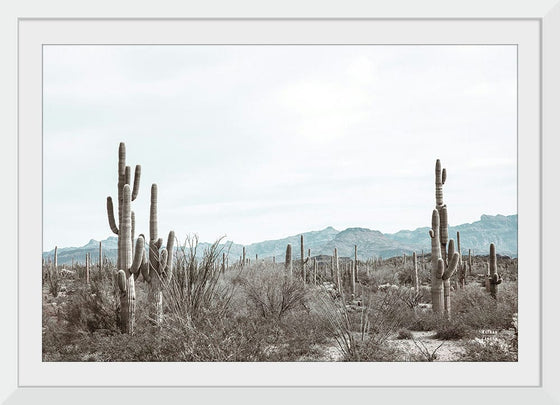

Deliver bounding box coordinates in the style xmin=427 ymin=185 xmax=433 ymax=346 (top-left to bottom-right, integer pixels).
xmin=43 ymin=214 xmax=517 ymax=265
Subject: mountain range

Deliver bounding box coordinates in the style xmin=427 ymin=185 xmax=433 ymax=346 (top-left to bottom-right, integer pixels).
xmin=43 ymin=214 xmax=517 ymax=265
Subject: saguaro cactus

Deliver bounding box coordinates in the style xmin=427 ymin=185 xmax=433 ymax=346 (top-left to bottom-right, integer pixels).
xmin=333 ymin=248 xmax=341 ymax=292
xmin=429 ymin=160 xmax=460 ymax=317
xmin=350 ymin=245 xmax=357 ymax=297
xmin=313 ymin=258 xmax=318 ymax=285
xmin=285 ymin=244 xmax=292 ymax=276
xmin=99 ymin=241 xmax=103 ymax=278
xmin=141 ymin=184 xmax=175 ymax=325
xmin=86 ymin=252 xmax=90 ymax=284
xmin=413 ymin=251 xmax=419 ymax=293
xmin=300 ymin=235 xmax=306 ymax=282
xmin=488 ymin=243 xmax=502 ymax=299
xmin=106 ymin=143 xmax=144 ymax=334
xmin=242 ymin=247 xmax=246 ymax=267
xmin=115 ymin=185 xmax=145 ymax=333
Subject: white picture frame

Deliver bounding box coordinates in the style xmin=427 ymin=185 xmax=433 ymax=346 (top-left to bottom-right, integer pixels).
xmin=2 ymin=0 xmax=559 ymax=403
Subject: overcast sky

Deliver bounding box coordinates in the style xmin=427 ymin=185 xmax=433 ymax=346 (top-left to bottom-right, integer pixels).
xmin=43 ymin=45 xmax=516 ymax=250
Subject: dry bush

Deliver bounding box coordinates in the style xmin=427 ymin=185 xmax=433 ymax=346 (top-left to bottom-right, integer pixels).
xmin=45 ymin=264 xmax=61 ymax=297
xmin=165 ymin=235 xmax=235 ymax=322
xmin=452 ymin=282 xmax=517 ymax=331
xmin=63 ymin=276 xmax=120 ymax=334
xmin=240 ymin=267 xmax=308 ymax=320
xmin=316 ymin=286 xmax=413 ymax=361
xmin=460 ymin=335 xmax=518 ymax=362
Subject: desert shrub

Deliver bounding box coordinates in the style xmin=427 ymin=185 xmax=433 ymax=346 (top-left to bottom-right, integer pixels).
xmin=407 ymin=311 xmax=440 ymax=331
xmin=396 ymin=329 xmax=413 ymax=340
xmin=166 ymin=235 xmax=234 ymax=322
xmin=367 ymin=266 xmax=399 ymax=289
xmin=433 ymin=319 xmax=472 ymax=340
xmin=64 ymin=276 xmax=120 ymax=334
xmin=410 ymin=339 xmax=445 ymax=362
xmin=240 ymin=267 xmax=308 ymax=320
xmin=452 ymin=282 xmax=517 ymax=331
xmin=45 ymin=264 xmax=61 ymax=297
xmin=316 ymin=286 xmax=413 ymax=360
xmin=348 ymin=340 xmax=405 ymax=362
xmin=460 ymin=336 xmax=518 ymax=362
xmin=365 ymin=288 xmax=414 ymax=345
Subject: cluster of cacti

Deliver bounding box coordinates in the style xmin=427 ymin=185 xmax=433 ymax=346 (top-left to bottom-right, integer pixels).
xmin=105 ymin=143 xmax=177 ymax=333
xmin=429 ymin=159 xmax=460 ymax=317
xmin=106 ymin=143 xmax=145 ymax=333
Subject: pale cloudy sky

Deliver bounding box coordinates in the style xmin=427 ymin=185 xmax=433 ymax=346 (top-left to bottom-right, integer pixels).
xmin=43 ymin=45 xmax=517 ymax=250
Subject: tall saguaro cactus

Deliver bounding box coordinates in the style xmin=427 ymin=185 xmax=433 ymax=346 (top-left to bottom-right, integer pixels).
xmin=115 ymin=185 xmax=145 ymax=333
xmin=429 ymin=160 xmax=460 ymax=317
xmin=141 ymin=184 xmax=175 ymax=325
xmin=106 ymin=143 xmax=144 ymax=334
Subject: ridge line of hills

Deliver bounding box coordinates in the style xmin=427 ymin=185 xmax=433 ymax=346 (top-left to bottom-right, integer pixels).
xmin=43 ymin=214 xmax=517 ymax=265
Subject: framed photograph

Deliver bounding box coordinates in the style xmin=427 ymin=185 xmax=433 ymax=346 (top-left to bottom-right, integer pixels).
xmin=3 ymin=0 xmax=559 ymax=403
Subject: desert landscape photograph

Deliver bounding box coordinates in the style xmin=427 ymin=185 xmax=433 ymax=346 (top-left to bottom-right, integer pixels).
xmin=41 ymin=44 xmax=518 ymax=362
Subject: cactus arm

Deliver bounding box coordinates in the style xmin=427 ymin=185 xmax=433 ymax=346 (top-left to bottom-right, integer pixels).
xmin=150 ymin=184 xmax=158 ymax=242
xmin=120 ymin=184 xmax=133 ymax=276
xmin=166 ymin=231 xmax=175 ymax=282
xmin=117 ymin=269 xmax=127 ymax=292
xmin=159 ymin=248 xmax=168 ymax=275
xmin=130 ymin=235 xmax=145 ymax=275
xmin=442 ymin=168 xmax=446 ymax=185
xmin=435 ymin=159 xmax=443 ymax=205
xmin=440 ymin=205 xmax=449 ymax=247
xmin=436 ymin=258 xmax=445 ymax=279
xmin=140 ymin=249 xmax=150 ymax=282
xmin=107 ymin=197 xmax=119 ymax=234
xmin=430 ymin=209 xmax=441 ymax=259
xmin=443 ymin=252 xmax=460 ymax=280
xmin=447 ymin=239 xmax=455 ymax=261
xmin=131 ymin=210 xmax=135 ymax=247
xmin=131 ymin=165 xmax=141 ymax=201
xmin=125 ymin=165 xmax=131 ymax=186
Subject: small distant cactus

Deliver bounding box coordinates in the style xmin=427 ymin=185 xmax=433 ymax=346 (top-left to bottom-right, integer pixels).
xmin=412 ymin=251 xmax=419 ymax=293
xmin=488 ymin=243 xmax=502 ymax=299
xmin=333 ymin=248 xmax=341 ymax=292
xmin=351 ymin=245 xmax=357 ymax=297
xmin=285 ymin=244 xmax=292 ymax=276
xmin=300 ymin=235 xmax=306 ymax=283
